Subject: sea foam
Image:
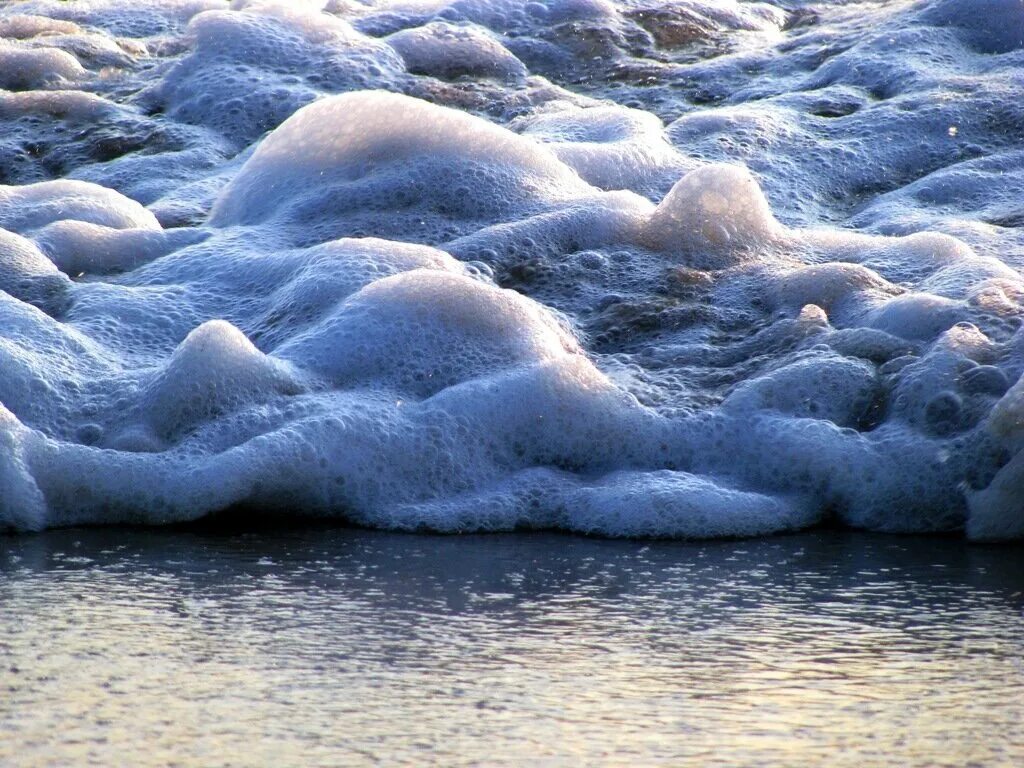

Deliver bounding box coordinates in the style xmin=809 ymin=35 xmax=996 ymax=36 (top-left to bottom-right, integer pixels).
xmin=0 ymin=0 xmax=1022 ymax=540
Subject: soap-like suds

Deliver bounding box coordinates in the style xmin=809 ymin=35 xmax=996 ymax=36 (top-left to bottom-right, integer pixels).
xmin=0 ymin=0 xmax=1022 ymax=540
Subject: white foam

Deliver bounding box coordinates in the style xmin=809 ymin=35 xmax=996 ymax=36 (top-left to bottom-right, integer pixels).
xmin=33 ymin=222 xmax=207 ymax=275
xmin=0 ymin=40 xmax=85 ymax=89
xmin=209 ymin=90 xmax=593 ymax=234
xmin=153 ymin=3 xmax=404 ymax=144
xmin=0 ymin=89 xmax=116 ymax=120
xmin=274 ymin=269 xmax=580 ymax=395
xmin=387 ymin=21 xmax=526 ymax=80
xmin=0 ymin=180 xmax=160 ymax=232
xmin=515 ymin=103 xmax=690 ymax=195
xmin=643 ymin=163 xmax=783 ymax=259
xmin=0 ymin=14 xmax=81 ymax=39
xmin=137 ymin=320 xmax=304 ymax=445
xmin=0 ymin=0 xmax=1021 ymax=541
xmin=919 ymin=0 xmax=1024 ymax=54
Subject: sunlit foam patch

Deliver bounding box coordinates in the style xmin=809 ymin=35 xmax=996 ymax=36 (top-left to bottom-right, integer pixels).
xmin=208 ymin=90 xmax=595 ymax=240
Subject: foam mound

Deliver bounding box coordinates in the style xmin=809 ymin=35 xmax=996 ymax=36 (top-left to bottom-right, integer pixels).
xmin=153 ymin=3 xmax=404 ymax=145
xmin=643 ymin=163 xmax=782 ymax=259
xmin=386 ymin=21 xmax=527 ymax=81
xmin=0 ymin=180 xmax=159 ymax=232
xmin=209 ymin=90 xmax=595 ymax=240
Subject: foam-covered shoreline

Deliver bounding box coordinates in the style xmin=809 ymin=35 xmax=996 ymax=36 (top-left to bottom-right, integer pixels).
xmin=1 ymin=0 xmax=1023 ymax=539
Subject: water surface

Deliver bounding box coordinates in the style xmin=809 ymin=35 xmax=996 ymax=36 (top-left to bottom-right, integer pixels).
xmin=2 ymin=528 xmax=1022 ymax=766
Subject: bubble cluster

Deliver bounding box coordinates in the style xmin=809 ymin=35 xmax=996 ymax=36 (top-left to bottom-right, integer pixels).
xmin=1 ymin=0 xmax=1023 ymax=540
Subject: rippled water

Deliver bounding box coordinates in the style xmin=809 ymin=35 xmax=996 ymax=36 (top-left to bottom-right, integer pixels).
xmin=2 ymin=528 xmax=1021 ymax=765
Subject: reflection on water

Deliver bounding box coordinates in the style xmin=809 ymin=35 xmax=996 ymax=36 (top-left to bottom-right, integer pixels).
xmin=1 ymin=528 xmax=1022 ymax=766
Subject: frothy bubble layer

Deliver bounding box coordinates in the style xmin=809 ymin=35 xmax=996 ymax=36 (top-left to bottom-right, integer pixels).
xmin=1 ymin=0 xmax=1023 ymax=540
xmin=209 ymin=90 xmax=595 ymax=236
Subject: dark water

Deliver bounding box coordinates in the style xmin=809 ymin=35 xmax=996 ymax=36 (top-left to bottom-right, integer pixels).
xmin=2 ymin=528 xmax=1022 ymax=766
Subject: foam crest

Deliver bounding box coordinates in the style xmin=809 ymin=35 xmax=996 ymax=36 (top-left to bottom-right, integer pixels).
xmin=919 ymin=0 xmax=1024 ymax=54
xmin=0 ymin=180 xmax=159 ymax=232
xmin=0 ymin=41 xmax=85 ymax=90
xmin=0 ymin=228 xmax=68 ymax=312
xmin=154 ymin=3 xmax=404 ymax=144
xmin=209 ymin=91 xmax=593 ymax=235
xmin=767 ymin=263 xmax=900 ymax=325
xmin=0 ymin=14 xmax=81 ymax=39
xmin=721 ymin=355 xmax=879 ymax=428
xmin=0 ymin=403 xmax=46 ymax=531
xmin=7 ymin=0 xmax=222 ymax=36
xmin=137 ymin=320 xmax=303 ymax=445
xmin=387 ymin=21 xmax=526 ymax=80
xmin=0 ymin=89 xmax=115 ymax=120
xmin=33 ymin=222 xmax=208 ymax=275
xmin=276 ymin=269 xmax=579 ymax=396
xmin=516 ymin=103 xmax=689 ymax=195
xmin=563 ymin=471 xmax=815 ymax=538
xmin=643 ymin=164 xmax=782 ymax=260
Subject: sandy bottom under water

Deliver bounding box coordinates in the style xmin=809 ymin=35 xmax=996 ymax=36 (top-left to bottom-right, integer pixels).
xmin=2 ymin=527 xmax=1022 ymax=766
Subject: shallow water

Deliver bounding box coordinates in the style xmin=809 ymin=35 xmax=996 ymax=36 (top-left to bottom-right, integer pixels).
xmin=2 ymin=528 xmax=1022 ymax=765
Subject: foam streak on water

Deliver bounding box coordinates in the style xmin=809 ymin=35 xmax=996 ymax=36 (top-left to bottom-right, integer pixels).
xmin=1 ymin=0 xmax=1024 ymax=539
